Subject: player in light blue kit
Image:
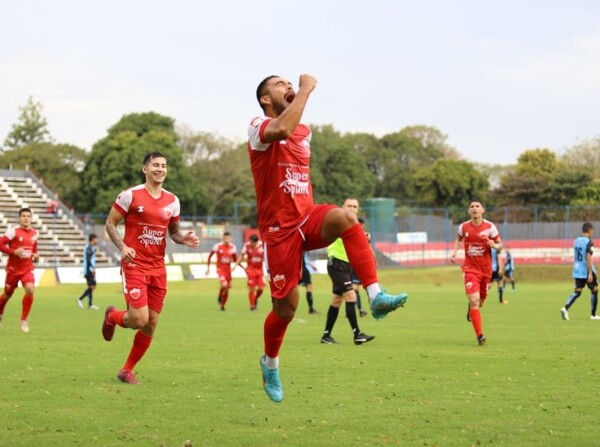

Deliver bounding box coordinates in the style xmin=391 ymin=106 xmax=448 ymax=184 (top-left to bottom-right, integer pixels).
xmin=560 ymin=222 xmax=600 ymax=321
xmin=491 ymin=247 xmax=506 ymax=304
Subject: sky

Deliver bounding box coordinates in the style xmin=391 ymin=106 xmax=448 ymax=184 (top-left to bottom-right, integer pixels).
xmin=1 ymin=0 xmax=599 ymax=165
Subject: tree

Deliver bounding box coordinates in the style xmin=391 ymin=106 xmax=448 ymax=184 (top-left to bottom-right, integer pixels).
xmin=376 ymin=125 xmax=459 ymax=205
xmin=413 ymin=159 xmax=489 ymax=208
xmin=0 ymin=143 xmax=86 ymax=207
xmin=80 ymin=112 xmax=195 ymax=214
xmin=4 ymin=96 xmax=52 ymax=150
xmin=493 ymin=148 xmax=592 ymax=206
xmin=562 ymin=136 xmax=600 ymax=177
xmin=309 ymin=125 xmax=376 ymax=204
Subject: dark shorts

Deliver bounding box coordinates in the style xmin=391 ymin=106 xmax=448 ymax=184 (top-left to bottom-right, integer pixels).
xmin=492 ymin=270 xmax=502 ymax=282
xmin=327 ymin=257 xmax=355 ymax=296
xmin=85 ymin=272 xmax=97 ymax=287
xmin=504 ymin=268 xmax=513 ymax=279
xmin=299 ymin=264 xmax=312 ymax=286
xmin=575 ymin=272 xmax=598 ymax=290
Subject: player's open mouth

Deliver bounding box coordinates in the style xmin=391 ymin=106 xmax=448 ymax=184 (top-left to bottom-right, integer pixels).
xmin=285 ymin=91 xmax=295 ymax=103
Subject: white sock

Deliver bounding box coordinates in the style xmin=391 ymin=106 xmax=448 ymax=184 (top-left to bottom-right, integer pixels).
xmin=366 ymin=283 xmax=382 ymax=302
xmin=263 ymin=355 xmax=279 ymax=370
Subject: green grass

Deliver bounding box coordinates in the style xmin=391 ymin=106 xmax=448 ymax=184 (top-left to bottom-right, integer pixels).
xmin=1 ymin=265 xmax=599 ymax=446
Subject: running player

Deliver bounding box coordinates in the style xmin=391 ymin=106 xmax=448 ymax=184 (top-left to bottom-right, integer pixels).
xmin=206 ymin=232 xmax=237 ymax=311
xmin=102 ymin=152 xmax=200 ymax=384
xmin=77 ymin=233 xmax=100 ymax=310
xmin=234 ymin=234 xmax=265 ymax=311
xmin=560 ymin=222 xmax=600 ymax=321
xmin=0 ymin=208 xmax=39 ymax=333
xmin=450 ymin=199 xmax=501 ymax=346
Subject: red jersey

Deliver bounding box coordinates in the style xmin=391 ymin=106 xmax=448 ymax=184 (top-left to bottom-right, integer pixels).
xmin=0 ymin=225 xmax=38 ymax=275
xmin=208 ymin=242 xmax=237 ymax=271
xmin=248 ymin=116 xmax=314 ymax=244
xmin=241 ymin=241 xmax=265 ymax=270
xmin=113 ymin=184 xmax=180 ymax=275
xmin=457 ymin=219 xmax=500 ymax=275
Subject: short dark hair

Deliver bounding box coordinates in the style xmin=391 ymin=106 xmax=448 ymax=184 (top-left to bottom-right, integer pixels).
xmin=468 ymin=198 xmax=484 ymax=207
xmin=143 ymin=152 xmax=167 ymax=165
xmin=223 ymin=231 xmax=231 ymax=237
xmin=249 ymin=234 xmax=259 ymax=242
xmin=256 ymin=75 xmax=278 ymax=111
xmin=89 ymin=233 xmax=97 ymax=241
xmin=583 ymin=222 xmax=594 ymax=233
xmin=18 ymin=208 xmax=32 ymax=216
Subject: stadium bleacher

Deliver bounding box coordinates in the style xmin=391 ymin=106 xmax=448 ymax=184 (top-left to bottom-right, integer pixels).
xmin=0 ymin=171 xmax=113 ymax=267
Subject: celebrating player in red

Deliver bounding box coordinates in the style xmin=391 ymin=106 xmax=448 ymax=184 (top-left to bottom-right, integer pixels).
xmin=206 ymin=232 xmax=237 ymax=311
xmin=0 ymin=208 xmax=39 ymax=333
xmin=450 ymin=199 xmax=502 ymax=346
xmin=234 ymin=234 xmax=265 ymax=311
xmin=249 ymin=73 xmax=408 ymax=402
xmin=102 ymin=152 xmax=200 ymax=384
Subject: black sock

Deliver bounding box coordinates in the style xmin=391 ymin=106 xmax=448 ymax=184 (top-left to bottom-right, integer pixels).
xmin=498 ymin=287 xmax=503 ymax=302
xmin=78 ymin=289 xmax=88 ymax=301
xmin=346 ymin=302 xmax=360 ymax=336
xmin=306 ymin=291 xmax=314 ymax=310
xmin=592 ymin=292 xmax=598 ymax=316
xmin=88 ymin=289 xmax=93 ymax=306
xmin=323 ymin=305 xmax=339 ymax=335
xmin=355 ymin=289 xmax=363 ymax=310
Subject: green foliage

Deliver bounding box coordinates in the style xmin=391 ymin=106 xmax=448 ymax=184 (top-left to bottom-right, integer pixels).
xmin=79 ymin=113 xmax=193 ymax=213
xmin=375 ymin=125 xmax=459 ymax=205
xmin=2 ymin=268 xmax=599 ymax=446
xmin=413 ymin=159 xmax=489 ymax=207
xmin=3 ymin=96 xmax=52 ymax=149
xmin=0 ymin=142 xmax=86 ymax=206
xmin=310 ymin=125 xmax=376 ymax=204
xmin=494 ymin=148 xmax=592 ymax=206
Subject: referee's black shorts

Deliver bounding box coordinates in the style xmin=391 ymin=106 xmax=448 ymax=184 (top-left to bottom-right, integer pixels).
xmin=327 ymin=257 xmax=354 ymax=296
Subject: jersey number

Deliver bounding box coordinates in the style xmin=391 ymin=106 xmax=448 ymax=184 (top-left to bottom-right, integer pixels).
xmin=576 ymin=247 xmax=584 ymax=262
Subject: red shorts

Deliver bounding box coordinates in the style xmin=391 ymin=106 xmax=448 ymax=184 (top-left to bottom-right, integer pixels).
xmin=217 ymin=267 xmax=232 ymax=288
xmin=121 ymin=270 xmax=167 ymax=313
xmin=463 ymin=271 xmax=491 ymax=300
xmin=246 ymin=267 xmax=265 ymax=288
xmin=265 ymin=204 xmax=337 ymax=299
xmin=4 ymin=270 xmax=35 ymax=294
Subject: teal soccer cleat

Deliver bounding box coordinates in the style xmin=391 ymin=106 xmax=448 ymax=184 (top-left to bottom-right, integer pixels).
xmin=370 ymin=290 xmax=408 ymax=320
xmin=260 ymin=355 xmax=283 ymax=403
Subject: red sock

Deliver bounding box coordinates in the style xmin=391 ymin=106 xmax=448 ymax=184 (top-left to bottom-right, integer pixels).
xmin=21 ymin=294 xmax=33 ymax=320
xmin=109 ymin=309 xmax=127 ymax=327
xmin=221 ymin=290 xmax=229 ymax=307
xmin=122 ymin=331 xmax=153 ymax=371
xmin=264 ymin=311 xmax=291 ymax=358
xmin=0 ymin=294 xmax=9 ymax=314
xmin=469 ymin=308 xmax=483 ymax=336
xmin=249 ymin=291 xmax=256 ymax=308
xmin=342 ymin=224 xmax=378 ymax=287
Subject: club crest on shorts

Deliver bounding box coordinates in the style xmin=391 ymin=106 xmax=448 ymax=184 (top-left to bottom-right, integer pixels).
xmin=272 ymin=274 xmax=285 ymax=289
xmin=129 ymin=288 xmax=141 ymax=300
xmin=466 ymin=281 xmax=473 ymax=290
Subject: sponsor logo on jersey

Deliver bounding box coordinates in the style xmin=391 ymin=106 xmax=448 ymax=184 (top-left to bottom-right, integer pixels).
xmin=466 ymin=245 xmax=486 ymax=257
xmin=138 ymin=226 xmax=165 ymax=246
xmin=279 ymin=168 xmax=309 ymax=197
xmin=137 ymin=206 xmax=144 ymax=213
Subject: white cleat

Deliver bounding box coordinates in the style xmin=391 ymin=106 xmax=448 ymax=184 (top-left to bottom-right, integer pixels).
xmin=20 ymin=320 xmax=30 ymax=333
xmin=560 ymin=308 xmax=569 ymax=321
xmin=89 ymin=305 xmax=100 ymax=310
xmin=590 ymin=315 xmax=600 ymax=320
xmin=77 ymin=299 xmax=84 ymax=309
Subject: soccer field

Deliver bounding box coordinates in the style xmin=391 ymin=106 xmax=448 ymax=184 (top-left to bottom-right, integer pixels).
xmin=1 ymin=265 xmax=598 ymax=446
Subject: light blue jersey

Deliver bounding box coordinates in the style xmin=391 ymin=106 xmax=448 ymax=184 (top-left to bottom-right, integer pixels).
xmin=491 ymin=248 xmax=500 ymax=272
xmin=82 ymin=243 xmax=96 ymax=275
xmin=573 ymin=236 xmax=595 ymax=279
